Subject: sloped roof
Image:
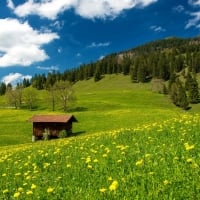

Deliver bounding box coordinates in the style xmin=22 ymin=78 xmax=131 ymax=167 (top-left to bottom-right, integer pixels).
xmin=30 ymin=115 xmax=77 ymax=123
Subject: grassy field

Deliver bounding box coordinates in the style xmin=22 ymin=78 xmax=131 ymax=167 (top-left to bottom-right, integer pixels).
xmin=0 ymin=74 xmax=183 ymax=146
xmin=0 ymin=114 xmax=199 ymax=199
xmin=0 ymin=74 xmax=200 ymax=199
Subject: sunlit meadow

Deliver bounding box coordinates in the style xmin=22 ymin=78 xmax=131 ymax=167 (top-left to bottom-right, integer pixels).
xmin=0 ymin=114 xmax=200 ymax=199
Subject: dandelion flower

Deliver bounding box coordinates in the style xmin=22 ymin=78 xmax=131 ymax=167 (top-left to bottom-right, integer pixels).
xmin=18 ymin=187 xmax=23 ymax=192
xmin=135 ymin=159 xmax=144 ymax=166
xmin=109 ymin=180 xmax=118 ymax=191
xmin=31 ymin=184 xmax=37 ymax=189
xmin=87 ymin=164 xmax=92 ymax=169
xmin=47 ymin=187 xmax=54 ymax=193
xmin=86 ymin=157 xmax=91 ymax=163
xmin=163 ymin=180 xmax=169 ymax=185
xmin=14 ymin=192 xmax=20 ymax=198
xmin=99 ymin=188 xmax=107 ymax=193
xmin=3 ymin=189 xmax=9 ymax=194
xmin=184 ymin=143 xmax=195 ymax=151
xmin=186 ymin=158 xmax=193 ymax=163
xmin=26 ymin=190 xmax=33 ymax=195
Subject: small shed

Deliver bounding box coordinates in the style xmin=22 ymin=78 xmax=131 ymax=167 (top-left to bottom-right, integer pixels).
xmin=29 ymin=114 xmax=78 ymax=141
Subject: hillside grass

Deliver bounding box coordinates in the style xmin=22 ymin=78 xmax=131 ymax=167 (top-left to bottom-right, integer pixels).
xmin=0 ymin=74 xmax=183 ymax=146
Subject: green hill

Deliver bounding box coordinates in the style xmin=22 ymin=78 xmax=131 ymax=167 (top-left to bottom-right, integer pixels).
xmin=0 ymin=74 xmax=185 ymax=146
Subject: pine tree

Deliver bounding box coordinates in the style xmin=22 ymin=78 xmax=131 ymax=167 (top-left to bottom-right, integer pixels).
xmin=188 ymin=76 xmax=199 ymax=103
xmin=170 ymin=78 xmax=189 ymax=110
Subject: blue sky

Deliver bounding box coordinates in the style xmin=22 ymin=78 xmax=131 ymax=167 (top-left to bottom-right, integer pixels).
xmin=0 ymin=0 xmax=200 ymax=84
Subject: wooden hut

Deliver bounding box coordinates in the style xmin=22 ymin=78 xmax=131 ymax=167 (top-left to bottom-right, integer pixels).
xmin=29 ymin=115 xmax=78 ymax=141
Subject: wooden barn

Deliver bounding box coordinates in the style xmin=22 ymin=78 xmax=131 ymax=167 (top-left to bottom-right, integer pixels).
xmin=29 ymin=115 xmax=78 ymax=141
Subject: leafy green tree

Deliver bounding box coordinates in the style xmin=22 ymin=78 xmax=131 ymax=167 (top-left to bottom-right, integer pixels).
xmin=23 ymin=87 xmax=38 ymax=110
xmin=47 ymin=85 xmax=56 ymax=111
xmin=5 ymin=88 xmax=18 ymax=109
xmin=53 ymin=80 xmax=76 ymax=112
xmin=5 ymin=86 xmax=23 ymax=109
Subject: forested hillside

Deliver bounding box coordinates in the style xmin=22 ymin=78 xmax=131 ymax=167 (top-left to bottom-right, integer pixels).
xmin=1 ymin=36 xmax=200 ymax=110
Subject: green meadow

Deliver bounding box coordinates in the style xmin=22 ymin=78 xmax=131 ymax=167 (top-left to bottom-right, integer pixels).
xmin=0 ymin=74 xmax=182 ymax=146
xmin=0 ymin=74 xmax=200 ymax=199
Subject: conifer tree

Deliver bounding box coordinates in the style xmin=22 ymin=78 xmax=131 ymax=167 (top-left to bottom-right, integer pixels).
xmin=188 ymin=75 xmax=199 ymax=103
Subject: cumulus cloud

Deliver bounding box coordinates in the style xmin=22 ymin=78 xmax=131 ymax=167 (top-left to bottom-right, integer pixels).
xmin=150 ymin=25 xmax=166 ymax=32
xmin=188 ymin=0 xmax=200 ymax=7
xmin=8 ymin=0 xmax=158 ymax=20
xmin=2 ymin=73 xmax=32 ymax=85
xmin=0 ymin=18 xmax=59 ymax=67
xmin=185 ymin=12 xmax=200 ymax=29
xmin=185 ymin=0 xmax=200 ymax=29
xmin=87 ymin=42 xmax=110 ymax=48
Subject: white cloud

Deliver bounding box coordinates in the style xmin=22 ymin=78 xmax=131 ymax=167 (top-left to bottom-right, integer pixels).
xmin=150 ymin=25 xmax=166 ymax=32
xmin=185 ymin=12 xmax=200 ymax=29
xmin=0 ymin=18 xmax=59 ymax=67
xmin=87 ymin=42 xmax=110 ymax=48
xmin=37 ymin=65 xmax=59 ymax=71
xmin=186 ymin=0 xmax=200 ymax=29
xmin=7 ymin=0 xmax=15 ymax=9
xmin=188 ymin=0 xmax=200 ymax=7
xmin=99 ymin=55 xmax=105 ymax=60
xmin=2 ymin=73 xmax=32 ymax=85
xmin=8 ymin=0 xmax=158 ymax=20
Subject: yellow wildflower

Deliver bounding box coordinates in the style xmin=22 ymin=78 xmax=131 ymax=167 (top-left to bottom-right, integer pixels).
xmin=99 ymin=188 xmax=107 ymax=193
xmin=26 ymin=190 xmax=33 ymax=195
xmin=3 ymin=189 xmax=9 ymax=194
xmin=187 ymin=158 xmax=193 ymax=163
xmin=135 ymin=159 xmax=144 ymax=166
xmin=184 ymin=143 xmax=195 ymax=151
xmin=47 ymin=187 xmax=54 ymax=193
xmin=86 ymin=157 xmax=91 ymax=163
xmin=109 ymin=180 xmax=118 ymax=191
xmin=31 ymin=184 xmax=37 ymax=189
xmin=87 ymin=164 xmax=92 ymax=169
xmin=163 ymin=180 xmax=169 ymax=185
xmin=14 ymin=192 xmax=20 ymax=198
xmin=18 ymin=187 xmax=23 ymax=192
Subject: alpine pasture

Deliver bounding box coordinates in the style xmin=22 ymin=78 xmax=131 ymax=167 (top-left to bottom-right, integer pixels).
xmin=0 ymin=75 xmax=200 ymax=199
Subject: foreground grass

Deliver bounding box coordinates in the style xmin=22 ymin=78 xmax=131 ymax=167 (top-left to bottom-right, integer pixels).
xmin=0 ymin=114 xmax=200 ymax=199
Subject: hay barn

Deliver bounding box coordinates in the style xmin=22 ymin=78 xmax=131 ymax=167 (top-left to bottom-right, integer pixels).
xmin=30 ymin=115 xmax=78 ymax=141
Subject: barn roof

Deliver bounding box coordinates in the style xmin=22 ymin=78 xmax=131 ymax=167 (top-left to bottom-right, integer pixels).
xmin=30 ymin=115 xmax=78 ymax=123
